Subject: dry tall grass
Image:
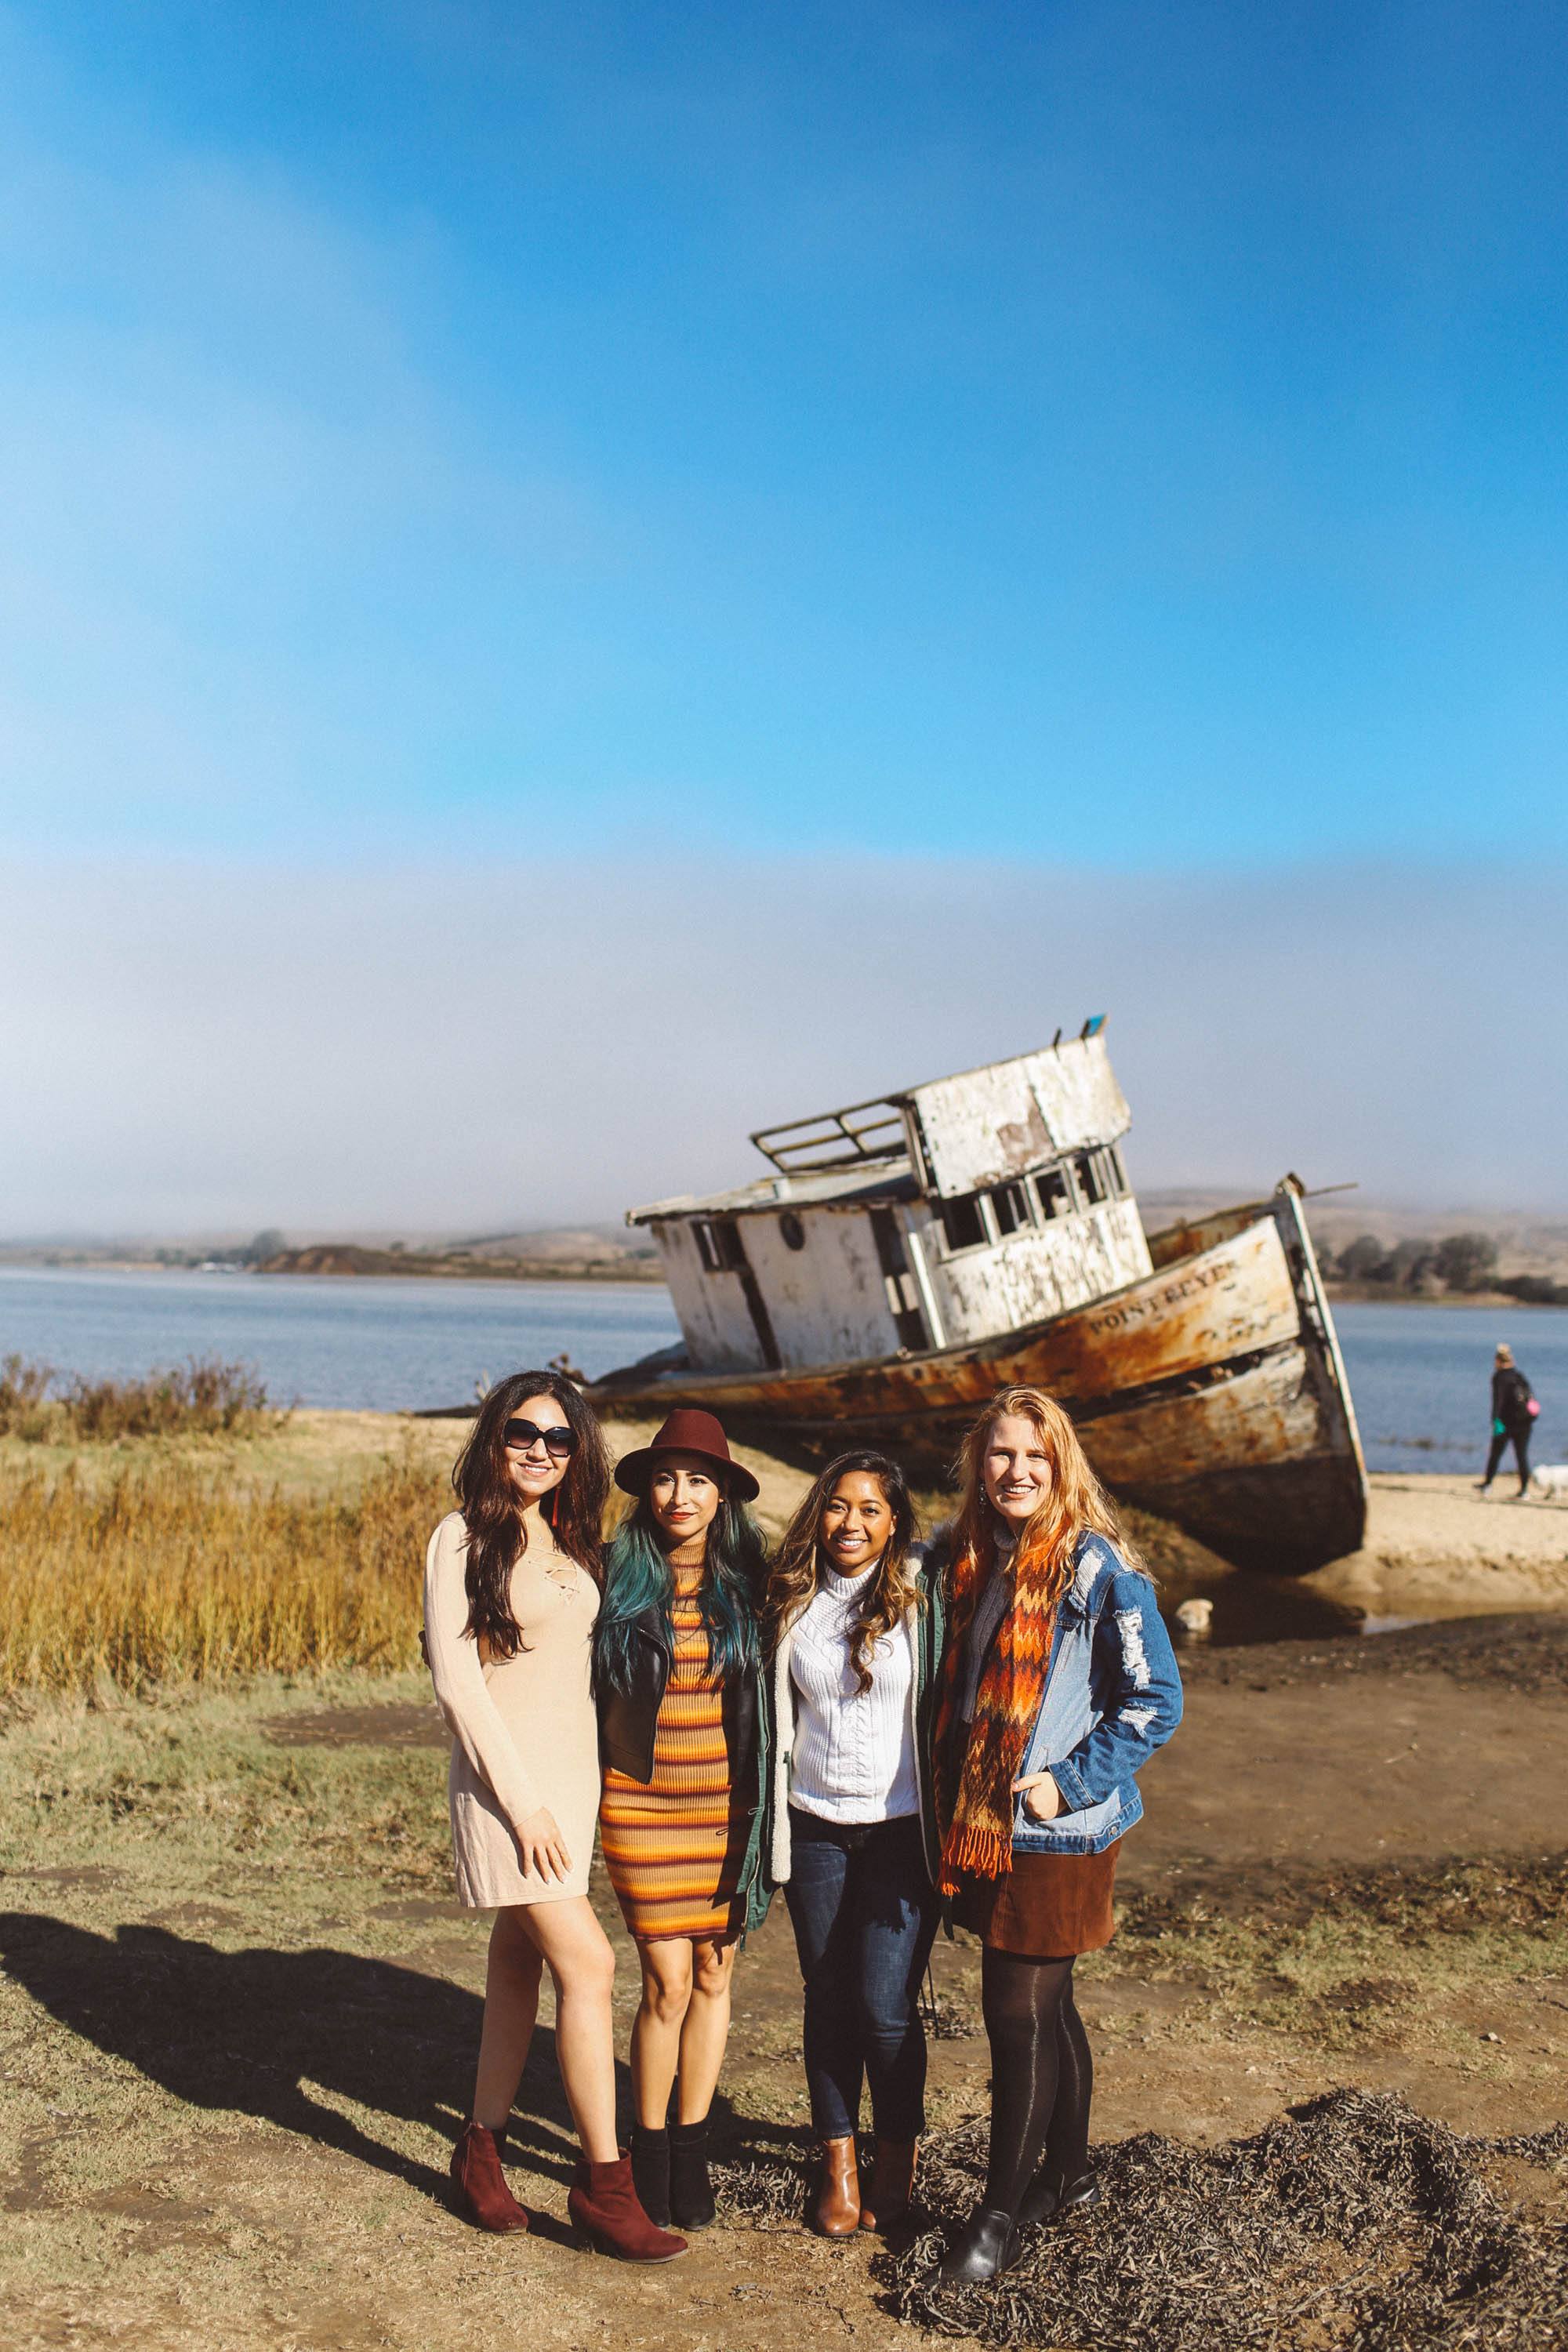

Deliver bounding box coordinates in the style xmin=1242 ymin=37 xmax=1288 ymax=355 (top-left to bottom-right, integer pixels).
xmin=0 ymin=1354 xmax=280 ymax=1444
xmin=0 ymin=1454 xmax=449 ymax=1693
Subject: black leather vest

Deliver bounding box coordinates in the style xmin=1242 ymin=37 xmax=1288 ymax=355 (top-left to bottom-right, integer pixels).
xmin=596 ymin=1606 xmax=758 ymax=1788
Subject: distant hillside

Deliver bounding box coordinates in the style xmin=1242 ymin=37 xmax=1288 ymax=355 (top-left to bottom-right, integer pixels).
xmin=1140 ymin=1189 xmax=1568 ymax=1282
xmin=446 ymin=1225 xmax=656 ymax=1265
xmin=258 ymin=1240 xmax=663 ymax=1283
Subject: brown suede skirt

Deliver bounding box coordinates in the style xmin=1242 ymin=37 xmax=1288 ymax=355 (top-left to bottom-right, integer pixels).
xmin=952 ymin=1839 xmax=1121 ymax=1960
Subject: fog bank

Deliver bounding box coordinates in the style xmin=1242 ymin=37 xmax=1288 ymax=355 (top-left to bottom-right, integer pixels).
xmin=5 ymin=854 xmax=1563 ymax=1231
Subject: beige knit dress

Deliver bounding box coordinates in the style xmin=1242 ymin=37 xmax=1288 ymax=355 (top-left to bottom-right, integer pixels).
xmin=423 ymin=1509 xmax=601 ymax=1909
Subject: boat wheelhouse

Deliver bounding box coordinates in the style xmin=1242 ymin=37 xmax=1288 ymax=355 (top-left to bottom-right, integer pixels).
xmin=628 ymin=1023 xmax=1149 ymax=1374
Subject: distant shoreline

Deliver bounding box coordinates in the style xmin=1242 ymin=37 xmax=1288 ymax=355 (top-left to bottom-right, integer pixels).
xmin=1323 ymin=1283 xmax=1568 ymax=1310
xmin=255 ymin=1244 xmax=665 ymax=1283
xmin=0 ymin=1250 xmax=665 ymax=1285
xmin=5 ymin=1256 xmax=1566 ymax=1305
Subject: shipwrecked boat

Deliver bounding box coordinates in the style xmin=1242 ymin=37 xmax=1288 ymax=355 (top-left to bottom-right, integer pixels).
xmin=589 ymin=1027 xmax=1367 ymax=1572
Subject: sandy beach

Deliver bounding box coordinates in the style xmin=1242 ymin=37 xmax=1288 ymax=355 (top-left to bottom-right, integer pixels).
xmin=1308 ymin=1471 xmax=1568 ymax=1617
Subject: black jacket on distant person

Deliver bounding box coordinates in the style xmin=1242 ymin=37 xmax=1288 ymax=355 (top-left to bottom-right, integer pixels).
xmin=1492 ymin=1366 xmax=1535 ymax=1432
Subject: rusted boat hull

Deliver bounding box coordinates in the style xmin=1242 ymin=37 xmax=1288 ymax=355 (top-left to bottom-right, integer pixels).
xmin=588 ymin=1187 xmax=1367 ymax=1574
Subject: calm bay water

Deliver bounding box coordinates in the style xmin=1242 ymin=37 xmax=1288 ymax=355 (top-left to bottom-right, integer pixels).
xmin=0 ymin=1265 xmax=681 ymax=1414
xmin=1 ymin=1268 xmax=1564 ymax=1468
xmin=1334 ymin=1301 xmax=1568 ymax=1472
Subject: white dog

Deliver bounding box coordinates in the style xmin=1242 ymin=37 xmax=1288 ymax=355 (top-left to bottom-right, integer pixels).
xmin=1528 ymin=1464 xmax=1568 ymax=1501
xmin=1174 ymin=1596 xmax=1214 ymax=1635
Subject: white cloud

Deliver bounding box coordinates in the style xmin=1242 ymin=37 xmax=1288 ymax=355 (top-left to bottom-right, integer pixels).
xmin=2 ymin=851 xmax=1563 ymax=1232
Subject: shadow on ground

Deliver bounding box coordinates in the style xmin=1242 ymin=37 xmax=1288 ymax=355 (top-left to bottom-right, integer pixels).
xmin=0 ymin=1911 xmax=809 ymax=2216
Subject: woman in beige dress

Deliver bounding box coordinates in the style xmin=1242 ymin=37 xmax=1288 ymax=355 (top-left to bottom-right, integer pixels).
xmin=423 ymin=1368 xmax=686 ymax=2262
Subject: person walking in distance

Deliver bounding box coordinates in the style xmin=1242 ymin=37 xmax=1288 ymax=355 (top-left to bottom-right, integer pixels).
xmin=423 ymin=1371 xmax=686 ymax=2261
xmin=1477 ymin=1344 xmax=1538 ymax=1498
xmin=931 ymin=1385 xmax=1182 ymax=2285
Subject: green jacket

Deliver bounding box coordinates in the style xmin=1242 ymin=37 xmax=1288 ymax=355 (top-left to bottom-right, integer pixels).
xmin=733 ymin=1650 xmax=776 ymax=1941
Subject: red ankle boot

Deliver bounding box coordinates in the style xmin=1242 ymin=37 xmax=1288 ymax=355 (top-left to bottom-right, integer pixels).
xmin=568 ymin=2152 xmax=688 ymax=2262
xmin=451 ymin=2122 xmax=529 ymax=2234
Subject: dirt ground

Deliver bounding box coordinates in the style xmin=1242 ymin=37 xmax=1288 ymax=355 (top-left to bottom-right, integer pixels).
xmin=2 ymin=1610 xmax=1564 ymax=2352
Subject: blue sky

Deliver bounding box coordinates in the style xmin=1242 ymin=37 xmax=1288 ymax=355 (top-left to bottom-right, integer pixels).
xmin=5 ymin=0 xmax=1567 ymax=869
xmin=3 ymin=3 xmax=1567 ymax=1229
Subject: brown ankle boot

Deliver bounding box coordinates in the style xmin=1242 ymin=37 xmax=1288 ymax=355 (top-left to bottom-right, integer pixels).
xmin=450 ymin=2121 xmax=529 ymax=2234
xmin=812 ymin=2136 xmax=861 ymax=2236
xmin=859 ymin=2137 xmax=917 ymax=2233
xmin=568 ymin=2153 xmax=688 ymax=2263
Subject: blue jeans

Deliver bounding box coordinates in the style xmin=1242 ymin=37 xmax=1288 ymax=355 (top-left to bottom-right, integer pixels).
xmin=782 ymin=1807 xmax=940 ymax=2143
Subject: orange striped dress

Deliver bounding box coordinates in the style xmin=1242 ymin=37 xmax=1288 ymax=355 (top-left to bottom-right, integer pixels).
xmin=599 ymin=1567 xmax=747 ymax=1942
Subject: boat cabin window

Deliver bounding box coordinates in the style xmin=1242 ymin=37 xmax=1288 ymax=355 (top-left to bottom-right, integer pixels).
xmin=989 ymin=1179 xmax=1033 ymax=1237
xmin=938 ymin=1191 xmax=988 ymax=1253
xmin=693 ymin=1216 xmax=750 ymax=1275
xmin=1073 ymin=1150 xmax=1108 ymax=1207
xmin=1032 ymin=1165 xmax=1074 ymax=1221
xmin=1104 ymin=1145 xmax=1129 ymax=1197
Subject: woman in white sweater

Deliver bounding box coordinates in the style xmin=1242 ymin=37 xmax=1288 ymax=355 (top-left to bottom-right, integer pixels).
xmin=764 ymin=1450 xmax=947 ymax=2239
xmin=423 ymin=1369 xmax=685 ymax=2263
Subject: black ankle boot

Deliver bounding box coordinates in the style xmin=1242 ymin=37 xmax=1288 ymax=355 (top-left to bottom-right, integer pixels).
xmin=669 ymin=2116 xmax=717 ymax=2230
xmin=936 ymin=2201 xmax=1022 ymax=2283
xmin=630 ymin=2123 xmax=670 ymax=2227
xmin=1018 ymin=2166 xmax=1101 ymax=2228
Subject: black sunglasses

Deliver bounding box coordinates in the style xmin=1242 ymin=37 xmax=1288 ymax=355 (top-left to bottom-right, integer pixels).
xmin=503 ymin=1417 xmax=578 ymax=1459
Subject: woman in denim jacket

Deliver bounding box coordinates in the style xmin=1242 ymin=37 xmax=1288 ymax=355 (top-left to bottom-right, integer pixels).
xmin=931 ymin=1384 xmax=1181 ymax=2284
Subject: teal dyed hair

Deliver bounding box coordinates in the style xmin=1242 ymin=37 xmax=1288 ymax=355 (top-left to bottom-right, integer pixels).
xmin=594 ymin=1494 xmax=767 ymax=1695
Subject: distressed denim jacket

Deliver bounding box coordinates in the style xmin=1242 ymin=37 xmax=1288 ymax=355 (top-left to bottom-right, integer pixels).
xmin=1010 ymin=1533 xmax=1183 ymax=1855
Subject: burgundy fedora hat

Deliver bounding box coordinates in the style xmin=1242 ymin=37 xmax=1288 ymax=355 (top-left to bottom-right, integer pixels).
xmin=614 ymin=1407 xmax=760 ymax=1502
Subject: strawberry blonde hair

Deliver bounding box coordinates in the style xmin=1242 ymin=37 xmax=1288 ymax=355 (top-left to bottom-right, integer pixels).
xmin=947 ymin=1384 xmax=1141 ymax=1631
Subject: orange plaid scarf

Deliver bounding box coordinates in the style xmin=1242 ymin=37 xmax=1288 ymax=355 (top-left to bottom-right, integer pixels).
xmin=935 ymin=1531 xmax=1063 ymax=1893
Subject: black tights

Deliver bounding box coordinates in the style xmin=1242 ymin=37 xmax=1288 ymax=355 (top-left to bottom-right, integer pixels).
xmin=979 ymin=1950 xmax=1094 ymax=2215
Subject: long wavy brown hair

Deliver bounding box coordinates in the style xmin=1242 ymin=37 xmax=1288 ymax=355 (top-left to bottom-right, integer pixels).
xmin=452 ymin=1370 xmax=611 ymax=1659
xmin=767 ymin=1450 xmax=924 ymax=1693
xmin=946 ymin=1385 xmax=1140 ymax=1639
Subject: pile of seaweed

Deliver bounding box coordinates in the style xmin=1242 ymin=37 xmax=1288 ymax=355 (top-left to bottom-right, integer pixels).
xmin=715 ymin=2090 xmax=1568 ymax=2350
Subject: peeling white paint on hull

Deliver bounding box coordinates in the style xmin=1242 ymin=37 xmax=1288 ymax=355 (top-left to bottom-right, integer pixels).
xmin=589 ymin=1188 xmax=1367 ymax=1576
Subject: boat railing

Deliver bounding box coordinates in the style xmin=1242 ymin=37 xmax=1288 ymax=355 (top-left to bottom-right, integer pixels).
xmin=750 ymin=1096 xmax=909 ymax=1174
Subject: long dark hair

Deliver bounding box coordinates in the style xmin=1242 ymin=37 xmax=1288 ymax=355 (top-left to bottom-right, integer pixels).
xmin=766 ymin=1449 xmax=921 ymax=1693
xmin=453 ymin=1370 xmax=611 ymax=1659
xmin=594 ymin=1484 xmax=767 ymax=1695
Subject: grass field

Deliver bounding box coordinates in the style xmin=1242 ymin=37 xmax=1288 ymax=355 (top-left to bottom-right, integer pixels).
xmin=0 ymin=1407 xmax=750 ymax=1697
xmin=0 ymin=1403 xmax=1233 ymax=1700
xmin=0 ymin=1456 xmax=451 ymax=1693
xmin=2 ymin=1410 xmax=1564 ymax=2350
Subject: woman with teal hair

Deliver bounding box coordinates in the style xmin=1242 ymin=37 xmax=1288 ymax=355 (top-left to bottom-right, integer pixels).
xmin=594 ymin=1409 xmax=771 ymax=2234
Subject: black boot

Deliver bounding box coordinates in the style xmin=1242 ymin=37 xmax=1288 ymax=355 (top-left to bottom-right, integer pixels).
xmin=1017 ymin=2166 xmax=1102 ymax=2228
xmin=669 ymin=2116 xmax=717 ymax=2230
xmin=629 ymin=2123 xmax=670 ymax=2228
xmin=936 ymin=2201 xmax=1022 ymax=2283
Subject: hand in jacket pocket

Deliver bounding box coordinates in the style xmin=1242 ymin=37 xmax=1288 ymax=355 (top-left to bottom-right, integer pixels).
xmin=1013 ymin=1771 xmax=1062 ymax=1823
